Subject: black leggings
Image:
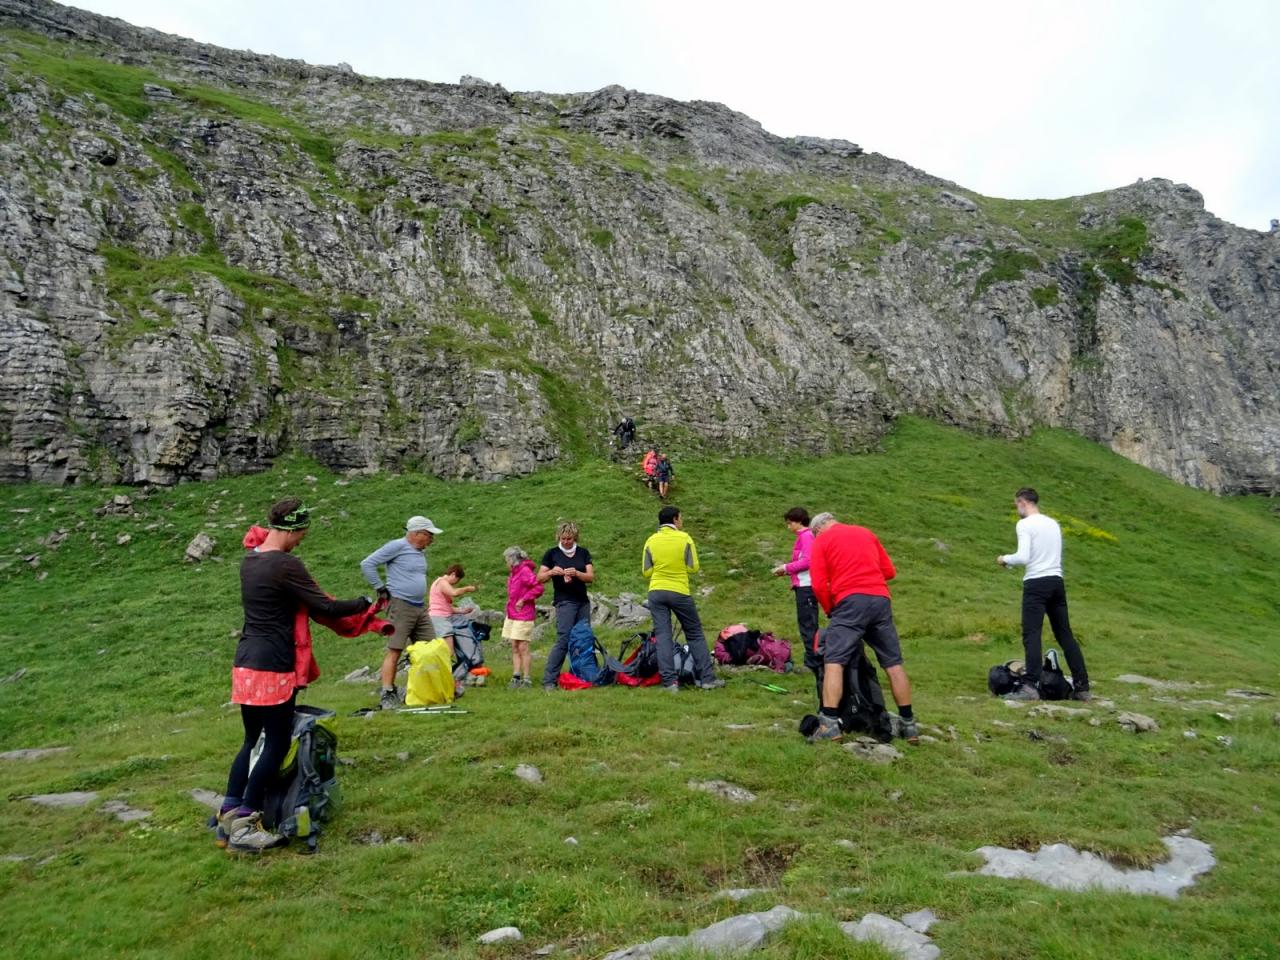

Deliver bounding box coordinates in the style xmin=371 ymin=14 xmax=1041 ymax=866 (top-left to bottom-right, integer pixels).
xmin=224 ymin=693 xmax=296 ymax=811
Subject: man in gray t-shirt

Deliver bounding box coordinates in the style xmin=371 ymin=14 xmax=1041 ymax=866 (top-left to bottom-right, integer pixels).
xmin=361 ymin=515 xmax=443 ymax=709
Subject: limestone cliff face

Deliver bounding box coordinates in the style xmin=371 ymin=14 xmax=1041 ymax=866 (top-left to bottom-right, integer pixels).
xmin=1 ymin=0 xmax=1276 ymax=491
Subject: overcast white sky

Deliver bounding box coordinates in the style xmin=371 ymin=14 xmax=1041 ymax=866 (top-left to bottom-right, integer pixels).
xmin=75 ymin=0 xmax=1280 ymax=230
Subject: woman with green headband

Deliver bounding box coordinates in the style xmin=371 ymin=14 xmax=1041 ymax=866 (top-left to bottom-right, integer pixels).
xmin=216 ymin=497 xmax=370 ymax=854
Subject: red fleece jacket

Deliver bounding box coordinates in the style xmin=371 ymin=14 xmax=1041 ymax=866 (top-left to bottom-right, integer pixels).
xmin=809 ymin=522 xmax=896 ymax=613
xmin=242 ymin=526 xmax=394 ymax=687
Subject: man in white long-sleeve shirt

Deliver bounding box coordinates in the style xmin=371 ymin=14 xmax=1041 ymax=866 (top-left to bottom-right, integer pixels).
xmin=996 ymin=487 xmax=1091 ymax=701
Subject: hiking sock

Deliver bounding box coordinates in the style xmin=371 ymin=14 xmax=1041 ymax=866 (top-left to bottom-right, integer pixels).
xmin=235 ymin=805 xmax=254 ymax=817
xmin=820 ymin=706 xmax=840 ymax=719
xmin=899 ymin=704 xmax=914 ymax=721
xmin=219 ymin=798 xmax=242 ymax=816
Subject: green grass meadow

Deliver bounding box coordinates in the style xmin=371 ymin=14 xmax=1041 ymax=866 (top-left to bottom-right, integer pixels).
xmin=1 ymin=419 xmax=1277 ymax=959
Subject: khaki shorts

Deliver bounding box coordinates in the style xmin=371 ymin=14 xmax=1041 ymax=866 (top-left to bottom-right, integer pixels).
xmin=387 ymin=597 xmax=434 ymax=652
xmin=502 ymin=617 xmax=535 ymax=643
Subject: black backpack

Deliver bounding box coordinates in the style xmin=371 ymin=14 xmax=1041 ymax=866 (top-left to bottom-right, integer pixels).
xmin=724 ymin=629 xmax=760 ymax=665
xmin=988 ymin=651 xmax=1073 ymax=700
xmin=799 ymin=646 xmax=893 ymax=743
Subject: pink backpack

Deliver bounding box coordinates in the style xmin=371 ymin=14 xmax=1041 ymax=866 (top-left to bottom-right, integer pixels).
xmin=748 ymin=632 xmax=794 ymax=673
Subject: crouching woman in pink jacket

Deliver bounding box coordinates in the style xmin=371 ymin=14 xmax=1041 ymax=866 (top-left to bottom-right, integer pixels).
xmin=503 ymin=546 xmax=544 ymax=688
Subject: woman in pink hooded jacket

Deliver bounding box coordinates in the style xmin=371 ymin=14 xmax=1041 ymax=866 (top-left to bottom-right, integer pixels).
xmin=503 ymin=546 xmax=544 ymax=688
xmin=772 ymin=507 xmax=821 ymax=694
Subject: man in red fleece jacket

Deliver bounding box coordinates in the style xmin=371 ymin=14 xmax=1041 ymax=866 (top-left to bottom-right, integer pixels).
xmin=808 ymin=512 xmax=918 ymax=744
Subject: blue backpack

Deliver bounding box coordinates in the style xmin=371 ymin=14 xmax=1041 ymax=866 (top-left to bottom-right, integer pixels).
xmin=567 ymin=620 xmax=614 ymax=686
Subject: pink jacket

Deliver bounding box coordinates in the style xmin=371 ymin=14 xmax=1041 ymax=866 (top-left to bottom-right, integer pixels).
xmin=505 ymin=559 xmax=544 ymax=621
xmin=784 ymin=527 xmax=814 ymax=588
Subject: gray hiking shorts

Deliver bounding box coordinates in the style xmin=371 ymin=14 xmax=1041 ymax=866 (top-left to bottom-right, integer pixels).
xmin=823 ymin=594 xmax=903 ymax=669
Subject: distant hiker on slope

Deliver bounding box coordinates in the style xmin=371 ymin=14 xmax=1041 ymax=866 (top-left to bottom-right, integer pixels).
xmin=808 ymin=511 xmax=919 ymax=744
xmin=996 ymin=487 xmax=1092 ymax=702
xmin=613 ymin=415 xmax=636 ymax=450
xmin=655 ymin=453 xmax=674 ymax=499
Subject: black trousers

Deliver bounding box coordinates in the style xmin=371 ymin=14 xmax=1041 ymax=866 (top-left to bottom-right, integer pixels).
xmin=224 ymin=693 xmax=296 ymax=811
xmin=1021 ymin=576 xmax=1089 ymax=688
xmin=794 ymin=586 xmax=823 ymax=701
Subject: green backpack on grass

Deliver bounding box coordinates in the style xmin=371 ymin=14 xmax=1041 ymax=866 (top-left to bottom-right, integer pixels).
xmin=250 ymin=704 xmax=341 ymax=854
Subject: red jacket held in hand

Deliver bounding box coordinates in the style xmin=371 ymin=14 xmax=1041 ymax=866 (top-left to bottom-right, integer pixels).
xmin=242 ymin=526 xmax=394 ymax=687
xmin=809 ymin=522 xmax=896 ymax=614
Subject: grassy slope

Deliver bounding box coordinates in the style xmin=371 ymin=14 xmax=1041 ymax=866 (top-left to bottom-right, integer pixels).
xmin=0 ymin=418 xmax=1278 ymax=960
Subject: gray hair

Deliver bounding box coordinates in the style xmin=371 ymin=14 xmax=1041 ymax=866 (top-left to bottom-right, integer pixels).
xmin=809 ymin=512 xmax=837 ymax=533
xmin=556 ymin=520 xmax=579 ymax=542
xmin=503 ymin=546 xmax=528 ymax=567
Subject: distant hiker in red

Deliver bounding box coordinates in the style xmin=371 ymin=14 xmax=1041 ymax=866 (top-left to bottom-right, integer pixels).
xmin=808 ymin=512 xmax=919 ymax=744
xmin=219 ymin=498 xmax=372 ymax=854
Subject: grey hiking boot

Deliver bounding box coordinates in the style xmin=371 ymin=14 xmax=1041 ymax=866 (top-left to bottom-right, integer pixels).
xmin=808 ymin=714 xmax=842 ymax=742
xmin=226 ymin=812 xmax=284 ymax=854
xmin=695 ymin=677 xmax=726 ymax=690
xmin=213 ymin=807 xmax=238 ymax=849
xmin=508 ymin=677 xmax=523 ymax=690
xmin=1003 ymin=684 xmax=1041 ymax=702
xmin=379 ymin=687 xmax=400 ymax=710
xmin=1072 ymin=686 xmax=1093 ymax=702
xmin=900 ymin=719 xmax=920 ymax=745
xmin=663 ymin=683 xmax=681 ymax=693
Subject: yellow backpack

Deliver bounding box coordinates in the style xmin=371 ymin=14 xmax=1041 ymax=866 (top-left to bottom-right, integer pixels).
xmin=405 ymin=638 xmax=455 ymax=706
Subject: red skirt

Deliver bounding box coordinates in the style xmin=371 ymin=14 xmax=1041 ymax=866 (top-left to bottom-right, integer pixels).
xmin=231 ymin=667 xmax=296 ymax=706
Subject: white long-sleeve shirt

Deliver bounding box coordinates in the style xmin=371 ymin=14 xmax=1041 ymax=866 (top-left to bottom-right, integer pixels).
xmin=1001 ymin=513 xmax=1064 ymax=581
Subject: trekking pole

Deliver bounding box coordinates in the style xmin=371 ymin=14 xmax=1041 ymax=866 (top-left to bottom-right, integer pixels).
xmin=742 ymin=676 xmax=790 ymax=694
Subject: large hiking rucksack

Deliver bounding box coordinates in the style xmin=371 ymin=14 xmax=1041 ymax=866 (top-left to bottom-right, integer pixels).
xmin=987 ymin=651 xmax=1073 ymax=700
xmin=798 ymin=634 xmax=893 ymax=743
xmin=749 ymin=632 xmax=794 ymax=673
xmin=451 ymin=615 xmax=491 ymax=684
xmin=559 ymin=620 xmax=614 ymax=687
xmin=252 ymin=704 xmax=340 ymax=853
xmin=611 ymin=631 xmax=661 ymax=686
xmin=406 ymin=637 xmax=455 ymax=706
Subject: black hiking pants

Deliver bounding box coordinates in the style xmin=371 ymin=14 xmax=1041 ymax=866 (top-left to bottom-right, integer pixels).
xmin=1021 ymin=576 xmax=1089 ymax=689
xmin=794 ymin=585 xmax=823 ymax=702
xmin=225 ymin=692 xmax=296 ymax=811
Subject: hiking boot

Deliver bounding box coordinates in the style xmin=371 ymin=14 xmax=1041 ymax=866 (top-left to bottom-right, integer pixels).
xmin=663 ymin=683 xmax=681 ymax=694
xmin=1072 ymin=686 xmax=1093 ymax=702
xmin=542 ymin=684 xmax=558 ymax=693
xmin=808 ymin=714 xmax=842 ymax=742
xmin=519 ymin=678 xmax=533 ymax=688
xmin=211 ymin=807 xmax=238 ymax=849
xmin=453 ymin=682 xmax=466 ymax=699
xmin=508 ymin=677 xmax=523 ymax=690
xmin=226 ymin=812 xmax=284 ymax=854
xmin=695 ymin=677 xmax=726 ymax=690
xmin=379 ymin=687 xmax=400 ymax=710
xmin=900 ymin=719 xmax=920 ymax=745
xmin=1003 ymin=684 xmax=1041 ymax=702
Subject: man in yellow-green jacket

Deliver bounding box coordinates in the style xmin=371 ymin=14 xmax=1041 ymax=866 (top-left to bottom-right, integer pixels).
xmin=642 ymin=505 xmax=724 ymax=692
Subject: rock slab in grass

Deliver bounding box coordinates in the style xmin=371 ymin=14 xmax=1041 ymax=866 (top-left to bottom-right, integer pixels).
xmin=844 ymin=737 xmax=903 ymax=764
xmin=190 ymin=788 xmax=224 ymax=810
xmin=341 ymin=666 xmax=374 ymax=683
xmin=1027 ymin=704 xmax=1091 ymax=720
xmin=714 ymin=888 xmax=769 ymax=902
xmin=477 ymin=927 xmax=523 ymax=945
xmin=0 ymin=747 xmax=69 ymax=761
xmin=901 ymin=909 xmax=939 ymax=934
xmin=602 ymin=905 xmax=800 ymax=960
xmin=27 ymin=791 xmax=98 ymax=809
xmin=1225 ymin=689 xmax=1274 ymax=700
xmin=514 ymin=764 xmax=544 ymax=784
xmin=841 ymin=913 xmax=941 ymax=960
xmin=970 ymin=835 xmax=1214 ymax=898
xmin=1116 ymin=712 xmax=1160 ymax=733
xmin=101 ymin=800 xmax=151 ymax=823
xmin=1114 ymin=674 xmax=1196 ymax=691
xmin=688 ymin=779 xmax=757 ymax=803
xmin=184 ymin=532 xmax=216 ymax=563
